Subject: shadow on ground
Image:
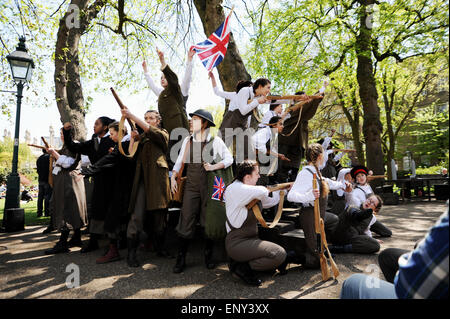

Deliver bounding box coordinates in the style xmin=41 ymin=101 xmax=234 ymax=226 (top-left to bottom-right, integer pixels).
xmin=0 ymin=201 xmax=446 ymax=299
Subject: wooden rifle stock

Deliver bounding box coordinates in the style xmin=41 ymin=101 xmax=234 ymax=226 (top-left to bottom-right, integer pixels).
xmin=367 ymin=175 xmax=387 ymax=180
xmin=245 ymin=182 xmax=293 ymax=210
xmin=110 ymin=87 xmax=136 ymax=131
xmin=41 ymin=137 xmax=50 ymax=149
xmin=28 ymin=144 xmax=46 ymax=150
xmin=313 ymin=173 xmax=331 ymax=281
xmin=332 ymin=149 xmax=356 ymax=153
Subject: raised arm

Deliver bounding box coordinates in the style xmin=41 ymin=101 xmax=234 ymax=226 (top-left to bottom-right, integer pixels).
xmin=121 ymin=107 xmax=168 ymax=152
xmin=142 ymin=60 xmax=163 ymax=97
xmin=62 ymin=123 xmax=93 ymax=155
xmin=180 ymin=49 xmax=195 ymax=97
xmin=209 ymin=71 xmax=236 ymax=100
xmin=236 ymin=88 xmax=267 ymax=116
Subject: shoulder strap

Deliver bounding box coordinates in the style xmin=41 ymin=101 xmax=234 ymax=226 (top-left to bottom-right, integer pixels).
xmin=305 ymin=167 xmax=322 ymax=181
xmin=176 ymin=137 xmax=192 ymax=182
xmin=354 ymin=185 xmax=368 ymax=197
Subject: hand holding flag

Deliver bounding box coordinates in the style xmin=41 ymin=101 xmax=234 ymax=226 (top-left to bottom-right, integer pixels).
xmin=191 ymin=8 xmax=234 ymax=71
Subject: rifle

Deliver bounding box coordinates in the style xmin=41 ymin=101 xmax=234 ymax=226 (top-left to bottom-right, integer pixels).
xmin=246 ymin=182 xmax=293 ymax=210
xmin=110 ymin=87 xmax=139 ymax=158
xmin=245 ymin=182 xmax=293 ymax=229
xmin=28 ymin=143 xmax=46 ymax=150
xmin=313 ymin=173 xmax=331 ymax=281
xmin=367 ymin=175 xmax=387 ymax=181
xmin=332 ymin=149 xmax=356 ymax=153
xmin=110 ymin=87 xmax=136 ymax=131
xmin=247 ymin=94 xmax=314 ymax=105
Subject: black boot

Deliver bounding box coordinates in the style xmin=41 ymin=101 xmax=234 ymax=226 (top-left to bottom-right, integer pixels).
xmin=118 ymin=231 xmax=128 ymax=250
xmin=80 ymin=233 xmax=99 ymax=253
xmin=67 ymin=229 xmax=82 ymax=248
xmin=328 ymin=244 xmax=352 ymax=254
xmin=127 ymin=237 xmax=140 ymax=267
xmin=277 ymin=250 xmax=306 ymax=275
xmin=45 ymin=229 xmax=70 ymax=255
xmin=204 ymin=239 xmax=216 ymax=270
xmin=232 ymin=262 xmax=262 ymax=286
xmin=154 ymin=233 xmax=173 ymax=258
xmin=173 ymin=238 xmax=189 ymax=274
xmin=42 ymin=214 xmax=54 ymax=234
xmin=42 ymin=225 xmax=55 ymax=234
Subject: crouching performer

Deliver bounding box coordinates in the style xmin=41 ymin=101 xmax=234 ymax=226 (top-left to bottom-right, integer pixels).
xmin=224 ymin=160 xmax=287 ymax=286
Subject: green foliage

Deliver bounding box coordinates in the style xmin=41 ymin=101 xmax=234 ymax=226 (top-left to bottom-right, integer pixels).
xmin=0 ymin=198 xmax=49 ymax=226
xmin=415 ymin=165 xmax=446 ymax=175
xmin=0 ymin=137 xmax=38 ymax=184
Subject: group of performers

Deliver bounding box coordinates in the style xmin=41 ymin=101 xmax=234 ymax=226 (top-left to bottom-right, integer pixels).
xmin=38 ymin=48 xmax=392 ymax=287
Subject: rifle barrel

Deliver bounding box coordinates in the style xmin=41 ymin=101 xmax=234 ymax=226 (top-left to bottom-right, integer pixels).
xmin=110 ymin=87 xmax=136 ymax=130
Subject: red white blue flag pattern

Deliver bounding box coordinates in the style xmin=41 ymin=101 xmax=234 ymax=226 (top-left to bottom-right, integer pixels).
xmin=211 ymin=176 xmax=226 ymax=201
xmin=190 ymin=12 xmax=232 ymax=71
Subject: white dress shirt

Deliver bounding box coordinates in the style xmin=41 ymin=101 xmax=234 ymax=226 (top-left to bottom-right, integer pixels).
xmin=96 ymin=131 xmax=110 ymax=144
xmin=287 ymin=165 xmax=346 ymax=207
xmin=336 ymin=168 xmax=351 ymax=197
xmin=347 ymin=183 xmax=374 ymax=208
xmin=224 ymin=180 xmax=281 ymax=232
xmin=251 ymin=126 xmax=274 ymax=154
xmin=172 ymin=133 xmax=233 ymax=173
xmin=334 ymin=152 xmax=344 ymax=162
xmin=52 ymin=155 xmax=76 ymax=175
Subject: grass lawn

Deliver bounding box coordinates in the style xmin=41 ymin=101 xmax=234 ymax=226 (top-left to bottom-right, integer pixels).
xmin=0 ymin=198 xmax=50 ymax=226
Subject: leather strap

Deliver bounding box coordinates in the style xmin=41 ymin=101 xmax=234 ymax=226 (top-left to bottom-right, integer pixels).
xmin=251 ymin=190 xmax=285 ymax=229
xmin=176 ymin=137 xmax=191 ymax=184
xmin=118 ymin=115 xmax=139 ymax=158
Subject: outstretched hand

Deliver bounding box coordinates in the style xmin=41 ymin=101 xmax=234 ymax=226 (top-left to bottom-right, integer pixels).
xmin=156 ymin=48 xmax=165 ymax=65
xmin=63 ymin=122 xmax=72 ymax=131
xmin=344 ymin=181 xmax=352 ymax=193
xmin=121 ymin=107 xmax=131 ymax=119
xmin=188 ymin=48 xmax=195 ymax=61
xmin=142 ymin=60 xmax=148 ymax=73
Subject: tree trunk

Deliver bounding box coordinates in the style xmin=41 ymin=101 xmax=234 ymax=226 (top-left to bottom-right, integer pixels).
xmin=356 ymin=0 xmax=384 ymax=177
xmin=193 ymin=0 xmax=251 ymax=116
xmin=54 ymin=0 xmax=107 ymax=141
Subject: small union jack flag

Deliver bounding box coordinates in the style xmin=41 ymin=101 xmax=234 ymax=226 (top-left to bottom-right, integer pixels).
xmin=211 ymin=176 xmax=226 ymax=201
xmin=190 ymin=11 xmax=232 ymax=71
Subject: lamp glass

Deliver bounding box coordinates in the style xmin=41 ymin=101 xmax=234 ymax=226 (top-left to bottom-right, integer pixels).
xmin=9 ymin=59 xmax=30 ymax=82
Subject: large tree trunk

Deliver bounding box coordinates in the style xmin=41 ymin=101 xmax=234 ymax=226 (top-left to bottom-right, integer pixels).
xmin=54 ymin=0 xmax=107 ymax=141
xmin=356 ymin=0 xmax=384 ymax=177
xmin=193 ymin=0 xmax=251 ymax=116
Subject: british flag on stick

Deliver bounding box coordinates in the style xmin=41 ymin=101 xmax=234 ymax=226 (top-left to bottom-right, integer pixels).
xmin=190 ymin=8 xmax=233 ymax=71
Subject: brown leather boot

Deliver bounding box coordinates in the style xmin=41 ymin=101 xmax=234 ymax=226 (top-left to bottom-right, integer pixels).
xmin=96 ymin=244 xmax=120 ymax=264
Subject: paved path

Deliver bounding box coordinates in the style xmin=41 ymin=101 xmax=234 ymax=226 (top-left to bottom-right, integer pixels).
xmin=0 ymin=201 xmax=446 ymax=299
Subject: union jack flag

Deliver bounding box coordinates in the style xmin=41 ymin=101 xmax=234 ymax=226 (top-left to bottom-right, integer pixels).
xmin=190 ymin=12 xmax=232 ymax=71
xmin=211 ymin=176 xmax=226 ymax=201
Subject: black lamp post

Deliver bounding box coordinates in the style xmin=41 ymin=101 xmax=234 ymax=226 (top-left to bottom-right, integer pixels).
xmin=2 ymin=36 xmax=34 ymax=232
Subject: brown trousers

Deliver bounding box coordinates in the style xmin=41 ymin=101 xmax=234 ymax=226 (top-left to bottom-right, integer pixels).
xmin=226 ymin=204 xmax=286 ymax=271
xmin=127 ymin=182 xmax=167 ymax=239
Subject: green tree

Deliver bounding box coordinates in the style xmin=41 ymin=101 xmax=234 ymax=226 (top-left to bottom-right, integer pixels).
xmin=244 ymin=0 xmax=449 ymax=175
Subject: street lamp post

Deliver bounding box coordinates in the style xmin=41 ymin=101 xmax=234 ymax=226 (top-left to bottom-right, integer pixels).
xmin=2 ymin=36 xmax=34 ymax=232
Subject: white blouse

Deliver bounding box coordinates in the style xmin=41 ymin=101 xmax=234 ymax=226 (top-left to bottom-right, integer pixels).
xmin=224 ymin=180 xmax=282 ymax=232
xmin=347 ymin=184 xmax=374 ymax=208
xmin=287 ymin=165 xmax=346 ymax=207
xmin=172 ymin=133 xmax=233 ymax=173
xmin=52 ymin=155 xmax=76 ymax=175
